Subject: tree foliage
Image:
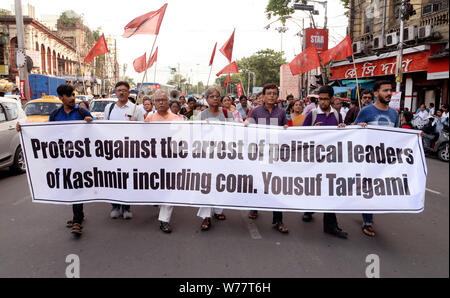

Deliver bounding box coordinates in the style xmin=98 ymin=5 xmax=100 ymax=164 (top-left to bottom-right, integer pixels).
xmin=237 ymin=49 xmax=287 ymax=88
xmin=340 ymin=0 xmax=350 ymax=17
xmin=122 ymin=76 xmax=136 ymax=88
xmin=214 ymin=49 xmax=287 ymax=95
xmin=167 ymin=74 xmax=187 ymax=90
xmin=265 ymin=0 xmax=304 ymax=24
xmin=57 ymin=10 xmax=83 ymax=27
xmin=0 ymin=9 xmax=12 ymax=16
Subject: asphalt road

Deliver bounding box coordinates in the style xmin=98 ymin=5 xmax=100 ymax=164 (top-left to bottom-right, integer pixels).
xmin=0 ymin=157 xmax=448 ymax=278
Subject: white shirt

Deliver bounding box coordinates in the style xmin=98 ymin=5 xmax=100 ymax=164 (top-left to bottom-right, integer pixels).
xmin=429 ymin=107 xmax=435 ymax=116
xmin=416 ymin=110 xmax=429 ymax=120
xmin=104 ymin=101 xmax=145 ymax=121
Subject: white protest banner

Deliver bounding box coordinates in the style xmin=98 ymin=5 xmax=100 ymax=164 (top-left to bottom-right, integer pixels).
xmin=19 ymin=121 xmax=427 ymax=213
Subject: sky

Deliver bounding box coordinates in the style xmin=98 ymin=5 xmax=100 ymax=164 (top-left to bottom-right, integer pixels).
xmin=2 ymin=0 xmax=348 ymax=86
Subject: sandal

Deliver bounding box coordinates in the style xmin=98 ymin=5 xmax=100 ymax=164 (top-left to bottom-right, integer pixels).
xmin=273 ymin=222 xmax=289 ymax=234
xmin=201 ymin=217 xmax=212 ymax=231
xmin=160 ymin=222 xmax=172 ymax=233
xmin=213 ymin=213 xmax=226 ymax=220
xmin=67 ymin=217 xmax=85 ymax=228
xmin=248 ymin=211 xmax=258 ymax=220
xmin=362 ymin=225 xmax=375 ymax=237
xmin=71 ymin=223 xmax=83 ymax=236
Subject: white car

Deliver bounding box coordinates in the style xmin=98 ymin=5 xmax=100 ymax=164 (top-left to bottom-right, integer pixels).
xmin=89 ymin=98 xmax=118 ymax=120
xmin=0 ymin=97 xmax=27 ymax=173
xmin=76 ymin=95 xmax=94 ymax=103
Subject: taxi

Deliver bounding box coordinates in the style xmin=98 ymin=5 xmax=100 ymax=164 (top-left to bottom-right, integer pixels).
xmin=23 ymin=96 xmax=83 ymax=123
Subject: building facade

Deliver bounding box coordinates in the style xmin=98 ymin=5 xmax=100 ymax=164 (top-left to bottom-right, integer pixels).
xmin=0 ymin=15 xmax=77 ymax=81
xmin=330 ymin=0 xmax=449 ymax=110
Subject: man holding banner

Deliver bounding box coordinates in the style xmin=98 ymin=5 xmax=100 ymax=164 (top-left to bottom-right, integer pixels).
xmin=105 ymin=81 xmax=144 ymax=220
xmin=246 ymin=83 xmax=289 ymax=234
xmin=354 ymin=80 xmax=399 ymax=237
xmin=145 ymin=90 xmax=183 ymax=233
xmin=17 ymin=84 xmax=94 ymax=237
xmin=302 ymin=85 xmax=348 ymax=239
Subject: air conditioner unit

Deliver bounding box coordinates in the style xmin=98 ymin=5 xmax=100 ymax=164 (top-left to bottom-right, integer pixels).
xmin=372 ymin=35 xmax=384 ymax=49
xmin=352 ymin=41 xmax=364 ymax=54
xmin=403 ymin=26 xmax=417 ymax=42
xmin=385 ymin=32 xmax=398 ymax=46
xmin=418 ymin=25 xmax=433 ymax=39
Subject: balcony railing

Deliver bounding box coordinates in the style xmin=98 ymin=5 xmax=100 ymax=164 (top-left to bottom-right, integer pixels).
xmin=420 ymin=8 xmax=449 ymax=27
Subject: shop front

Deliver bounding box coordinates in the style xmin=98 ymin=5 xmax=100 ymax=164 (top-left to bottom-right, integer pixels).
xmin=329 ymin=44 xmax=449 ymax=112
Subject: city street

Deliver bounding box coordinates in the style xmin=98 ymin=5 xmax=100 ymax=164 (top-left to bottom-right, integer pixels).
xmin=0 ymin=157 xmax=447 ymax=278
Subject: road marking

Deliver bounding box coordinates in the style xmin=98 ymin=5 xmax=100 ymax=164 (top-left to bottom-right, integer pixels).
xmin=240 ymin=210 xmax=262 ymax=240
xmin=426 ymin=188 xmax=442 ymax=195
xmin=13 ymin=196 xmax=30 ymax=206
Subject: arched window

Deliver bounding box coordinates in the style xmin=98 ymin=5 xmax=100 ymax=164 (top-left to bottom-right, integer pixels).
xmin=47 ymin=47 xmax=52 ymax=75
xmin=41 ymin=44 xmax=46 ymax=73
xmin=10 ymin=37 xmax=18 ymax=70
xmin=52 ymin=50 xmax=57 ymax=75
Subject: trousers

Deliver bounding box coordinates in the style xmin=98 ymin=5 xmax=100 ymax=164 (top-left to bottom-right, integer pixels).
xmin=197 ymin=207 xmax=223 ymax=219
xmin=159 ymin=205 xmax=174 ymax=223
xmin=72 ymin=204 xmax=84 ymax=224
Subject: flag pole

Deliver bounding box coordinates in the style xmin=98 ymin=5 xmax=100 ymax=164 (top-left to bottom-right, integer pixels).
xmin=154 ymin=60 xmax=157 ymax=84
xmin=132 ymin=34 xmax=158 ymax=119
xmin=239 ymin=77 xmax=246 ymax=96
xmin=206 ymin=65 xmax=213 ymax=87
xmin=351 ymin=53 xmax=362 ymax=109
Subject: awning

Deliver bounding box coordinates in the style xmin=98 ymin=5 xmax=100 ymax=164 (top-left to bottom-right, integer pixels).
xmin=329 ymin=46 xmax=430 ymax=80
xmin=427 ymin=56 xmax=449 ymax=80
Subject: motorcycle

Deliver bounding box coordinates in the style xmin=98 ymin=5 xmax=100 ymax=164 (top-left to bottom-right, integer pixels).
xmin=422 ymin=125 xmax=449 ymax=162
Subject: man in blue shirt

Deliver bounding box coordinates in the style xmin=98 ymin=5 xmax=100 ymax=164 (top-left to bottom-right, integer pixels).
xmin=18 ymin=84 xmax=94 ymax=237
xmin=354 ymin=80 xmax=399 ymax=237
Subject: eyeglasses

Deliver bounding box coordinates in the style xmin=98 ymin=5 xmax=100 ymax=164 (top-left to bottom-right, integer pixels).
xmin=265 ymin=92 xmax=278 ymax=96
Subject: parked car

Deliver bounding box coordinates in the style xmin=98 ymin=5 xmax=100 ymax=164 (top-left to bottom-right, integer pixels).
xmin=76 ymin=94 xmax=94 ymax=103
xmin=90 ymin=98 xmax=118 ymax=120
xmin=0 ymin=97 xmax=27 ymax=173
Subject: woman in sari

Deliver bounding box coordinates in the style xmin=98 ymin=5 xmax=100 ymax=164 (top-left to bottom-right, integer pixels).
xmin=220 ymin=95 xmax=243 ymax=123
xmin=286 ymin=100 xmax=306 ymax=126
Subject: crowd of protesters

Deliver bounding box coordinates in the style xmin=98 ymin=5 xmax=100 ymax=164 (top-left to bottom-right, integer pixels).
xmin=16 ymin=79 xmax=448 ymax=238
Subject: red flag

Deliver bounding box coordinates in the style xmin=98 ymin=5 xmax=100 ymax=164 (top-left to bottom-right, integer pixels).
xmin=237 ymin=83 xmax=243 ymax=97
xmin=209 ymin=42 xmax=217 ymax=66
xmin=216 ymin=61 xmax=239 ymax=77
xmin=289 ymin=45 xmax=321 ymax=76
xmin=147 ymin=47 xmax=158 ymax=69
xmin=85 ymin=34 xmax=109 ymax=64
xmin=220 ymin=29 xmax=235 ymax=62
xmin=133 ymin=53 xmax=147 ymax=73
xmin=319 ymin=35 xmax=353 ymax=66
xmin=122 ymin=3 xmax=168 ymax=38
xmin=224 ymin=74 xmax=231 ymax=87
